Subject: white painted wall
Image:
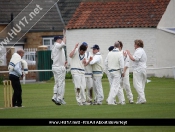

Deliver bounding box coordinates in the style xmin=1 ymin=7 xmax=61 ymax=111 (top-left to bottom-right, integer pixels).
xmin=66 ymin=28 xmax=158 ymax=73
xmin=153 ymin=29 xmax=175 ymax=77
xmin=155 ymin=0 xmax=175 ymax=77
xmin=66 ymin=27 xmax=175 ymax=78
xmin=158 ymin=0 xmax=175 ymax=28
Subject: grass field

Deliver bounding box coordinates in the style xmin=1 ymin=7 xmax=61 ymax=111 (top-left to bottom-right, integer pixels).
xmin=0 ymin=77 xmax=175 ymax=131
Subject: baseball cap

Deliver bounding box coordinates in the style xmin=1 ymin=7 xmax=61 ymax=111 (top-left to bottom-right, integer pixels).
xmin=91 ymin=44 xmax=100 ymax=50
xmin=54 ymin=36 xmax=63 ymax=41
xmin=108 ymin=46 xmax=114 ymax=51
xmin=82 ymin=42 xmax=88 ymax=46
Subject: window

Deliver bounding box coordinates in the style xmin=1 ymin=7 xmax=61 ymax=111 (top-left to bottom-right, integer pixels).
xmin=23 ymin=48 xmax=37 ymax=65
xmin=0 ymin=48 xmax=6 ymax=66
xmin=24 ymin=52 xmax=35 ymax=61
xmin=42 ymin=37 xmax=54 ymax=50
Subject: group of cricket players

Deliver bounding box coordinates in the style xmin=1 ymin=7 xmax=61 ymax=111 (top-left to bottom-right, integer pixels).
xmin=51 ymin=35 xmax=147 ymax=106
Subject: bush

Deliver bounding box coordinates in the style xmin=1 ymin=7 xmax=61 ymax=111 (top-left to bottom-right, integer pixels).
xmin=102 ymin=73 xmax=108 ymax=79
xmin=65 ymin=72 xmax=72 ymax=79
xmin=49 ymin=76 xmax=54 ymax=81
xmin=0 ymin=76 xmax=4 ymax=85
xmin=129 ymin=73 xmax=133 ymax=79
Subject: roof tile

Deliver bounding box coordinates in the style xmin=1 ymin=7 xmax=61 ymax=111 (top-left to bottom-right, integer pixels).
xmin=67 ymin=0 xmax=170 ymax=29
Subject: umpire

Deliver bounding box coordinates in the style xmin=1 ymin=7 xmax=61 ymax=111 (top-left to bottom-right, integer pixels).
xmin=9 ymin=49 xmax=24 ymax=107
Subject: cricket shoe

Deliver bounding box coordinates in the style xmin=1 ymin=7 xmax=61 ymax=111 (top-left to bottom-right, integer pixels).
xmin=60 ymin=99 xmax=66 ymax=105
xmin=92 ymin=101 xmax=102 ymax=105
xmin=92 ymin=101 xmax=97 ymax=105
xmin=52 ymin=98 xmax=61 ymax=105
xmin=89 ymin=101 xmax=93 ymax=105
xmin=92 ymin=102 xmax=99 ymax=105
xmin=82 ymin=102 xmax=91 ymax=105
xmin=55 ymin=99 xmax=62 ymax=105
xmin=52 ymin=98 xmax=56 ymax=103
xmin=136 ymin=101 xmax=146 ymax=104
xmin=14 ymin=106 xmax=25 ymax=108
xmin=118 ymin=101 xmax=126 ymax=105
xmin=87 ymin=100 xmax=93 ymax=105
xmin=77 ymin=102 xmax=83 ymax=106
xmin=129 ymin=100 xmax=134 ymax=104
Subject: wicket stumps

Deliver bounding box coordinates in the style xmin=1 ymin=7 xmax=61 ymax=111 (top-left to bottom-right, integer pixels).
xmin=3 ymin=80 xmax=13 ymax=108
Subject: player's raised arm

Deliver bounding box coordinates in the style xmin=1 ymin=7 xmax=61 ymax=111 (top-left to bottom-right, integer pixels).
xmin=69 ymin=43 xmax=79 ymax=58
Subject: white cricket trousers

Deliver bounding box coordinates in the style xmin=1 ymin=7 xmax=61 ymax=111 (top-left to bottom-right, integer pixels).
xmin=52 ymin=66 xmax=66 ymax=100
xmin=117 ymin=85 xmax=125 ymax=103
xmin=85 ymin=77 xmax=93 ymax=101
xmin=106 ymin=71 xmax=112 ymax=102
xmin=133 ymin=69 xmax=147 ymax=103
xmin=107 ymin=71 xmax=125 ymax=104
xmin=72 ymin=74 xmax=86 ymax=104
xmin=108 ymin=72 xmax=121 ymax=104
xmin=118 ymin=69 xmax=133 ymax=102
xmin=93 ymin=76 xmax=104 ymax=103
xmin=122 ymin=74 xmax=133 ymax=101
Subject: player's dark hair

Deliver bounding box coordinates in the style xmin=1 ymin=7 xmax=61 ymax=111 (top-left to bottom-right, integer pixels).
xmin=118 ymin=41 xmax=123 ymax=49
xmin=79 ymin=44 xmax=87 ymax=51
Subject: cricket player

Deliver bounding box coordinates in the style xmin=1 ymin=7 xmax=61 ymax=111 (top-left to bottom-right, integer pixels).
xmin=105 ymin=45 xmax=125 ymax=105
xmin=82 ymin=42 xmax=93 ymax=104
xmin=105 ymin=42 xmax=124 ymax=105
xmin=105 ymin=46 xmax=114 ymax=103
xmin=89 ymin=44 xmax=104 ymax=105
xmin=69 ymin=43 xmax=92 ymax=105
xmin=51 ymin=35 xmax=67 ymax=105
xmin=118 ymin=41 xmax=134 ymax=104
xmin=126 ymin=39 xmax=147 ymax=104
xmin=106 ymin=46 xmax=114 ymax=87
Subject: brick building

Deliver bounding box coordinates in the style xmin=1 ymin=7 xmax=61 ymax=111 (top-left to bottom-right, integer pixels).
xmin=0 ymin=0 xmax=82 ymax=80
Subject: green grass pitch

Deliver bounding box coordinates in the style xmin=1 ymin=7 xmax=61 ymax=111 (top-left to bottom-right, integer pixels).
xmin=0 ymin=77 xmax=175 ymax=131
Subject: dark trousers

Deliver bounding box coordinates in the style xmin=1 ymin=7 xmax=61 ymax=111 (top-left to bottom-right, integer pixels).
xmin=9 ymin=74 xmax=22 ymax=107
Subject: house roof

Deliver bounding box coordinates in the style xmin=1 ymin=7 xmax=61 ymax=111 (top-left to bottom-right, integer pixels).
xmin=0 ymin=0 xmax=81 ymax=32
xmin=32 ymin=0 xmax=82 ymax=31
xmin=66 ymin=0 xmax=170 ymax=29
xmin=58 ymin=0 xmax=82 ymax=25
